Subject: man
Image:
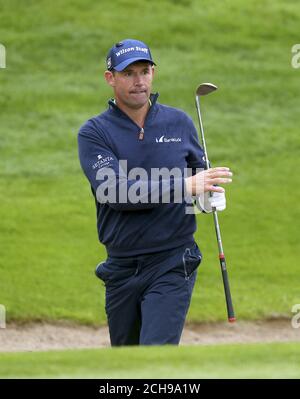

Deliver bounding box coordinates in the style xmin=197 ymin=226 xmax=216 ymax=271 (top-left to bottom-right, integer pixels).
xmin=77 ymin=39 xmax=232 ymax=346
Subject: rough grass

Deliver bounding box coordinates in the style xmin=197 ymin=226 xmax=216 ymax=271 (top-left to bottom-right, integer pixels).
xmin=0 ymin=0 xmax=299 ymax=325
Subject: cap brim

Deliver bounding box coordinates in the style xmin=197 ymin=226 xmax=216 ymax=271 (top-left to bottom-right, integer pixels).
xmin=113 ymin=57 xmax=156 ymax=72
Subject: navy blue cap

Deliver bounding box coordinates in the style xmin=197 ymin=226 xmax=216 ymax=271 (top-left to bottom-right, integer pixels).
xmin=106 ymin=39 xmax=156 ymax=71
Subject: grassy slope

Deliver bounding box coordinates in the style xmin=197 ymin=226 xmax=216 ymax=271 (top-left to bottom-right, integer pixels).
xmin=0 ymin=0 xmax=299 ymax=324
xmin=0 ymin=342 xmax=300 ymax=379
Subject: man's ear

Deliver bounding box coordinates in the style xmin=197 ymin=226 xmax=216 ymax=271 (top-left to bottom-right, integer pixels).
xmin=104 ymin=70 xmax=115 ymax=87
xmin=151 ymin=65 xmax=155 ymax=78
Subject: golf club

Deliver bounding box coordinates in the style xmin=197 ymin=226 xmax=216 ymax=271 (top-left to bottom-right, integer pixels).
xmin=195 ymin=83 xmax=236 ymax=323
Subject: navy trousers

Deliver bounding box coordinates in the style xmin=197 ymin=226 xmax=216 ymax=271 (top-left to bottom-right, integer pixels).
xmin=95 ymin=242 xmax=202 ymax=346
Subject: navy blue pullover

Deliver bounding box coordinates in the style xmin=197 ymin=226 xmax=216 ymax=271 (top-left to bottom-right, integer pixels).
xmin=78 ymin=93 xmax=206 ymax=257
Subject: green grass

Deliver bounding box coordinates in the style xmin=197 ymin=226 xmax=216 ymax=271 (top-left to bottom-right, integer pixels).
xmin=0 ymin=342 xmax=300 ymax=379
xmin=0 ymin=0 xmax=299 ymax=325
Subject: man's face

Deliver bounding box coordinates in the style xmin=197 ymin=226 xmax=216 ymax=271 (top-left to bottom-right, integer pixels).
xmin=105 ymin=62 xmax=154 ymax=110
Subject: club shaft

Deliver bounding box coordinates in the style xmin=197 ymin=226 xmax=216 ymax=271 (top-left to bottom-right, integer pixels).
xmin=195 ymin=94 xmax=235 ymax=322
xmin=195 ymin=96 xmax=210 ymax=170
xmin=213 ymin=210 xmax=235 ymax=320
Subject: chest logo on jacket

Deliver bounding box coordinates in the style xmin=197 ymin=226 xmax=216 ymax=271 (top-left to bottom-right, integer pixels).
xmin=155 ymin=135 xmax=182 ymax=143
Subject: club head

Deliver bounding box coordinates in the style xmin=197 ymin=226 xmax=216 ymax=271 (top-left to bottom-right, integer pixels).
xmin=196 ymin=83 xmax=218 ymax=96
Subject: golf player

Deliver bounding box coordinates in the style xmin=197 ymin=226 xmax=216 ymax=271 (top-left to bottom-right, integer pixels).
xmin=77 ymin=39 xmax=233 ymax=346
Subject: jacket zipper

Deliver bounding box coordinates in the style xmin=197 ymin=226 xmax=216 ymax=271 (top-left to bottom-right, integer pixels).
xmin=138 ymin=128 xmax=144 ymax=140
xmin=109 ymin=98 xmax=156 ymax=142
xmin=138 ymin=98 xmax=152 ymax=140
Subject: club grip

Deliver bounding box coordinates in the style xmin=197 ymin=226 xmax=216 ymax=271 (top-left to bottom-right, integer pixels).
xmin=219 ymin=254 xmax=236 ymax=322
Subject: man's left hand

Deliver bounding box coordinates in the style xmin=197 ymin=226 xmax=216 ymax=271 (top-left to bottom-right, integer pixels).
xmin=194 ymin=191 xmax=226 ymax=213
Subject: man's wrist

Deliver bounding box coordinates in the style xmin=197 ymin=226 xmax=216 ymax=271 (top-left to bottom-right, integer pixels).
xmin=184 ymin=176 xmax=194 ymax=196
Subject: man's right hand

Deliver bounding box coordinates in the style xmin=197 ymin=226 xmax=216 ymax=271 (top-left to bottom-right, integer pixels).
xmin=185 ymin=167 xmax=233 ymax=196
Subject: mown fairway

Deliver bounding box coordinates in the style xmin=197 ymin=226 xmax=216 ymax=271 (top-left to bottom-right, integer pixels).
xmin=1 ymin=342 xmax=300 ymax=379
xmin=0 ymin=0 xmax=299 ymax=325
